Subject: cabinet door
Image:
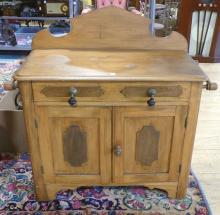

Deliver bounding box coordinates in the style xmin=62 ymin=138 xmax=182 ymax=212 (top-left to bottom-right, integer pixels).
xmin=36 ymin=106 xmax=111 ymax=185
xmin=113 ymin=106 xmax=187 ymax=183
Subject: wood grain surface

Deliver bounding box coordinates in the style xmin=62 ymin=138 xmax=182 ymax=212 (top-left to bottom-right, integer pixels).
xmin=16 ymin=50 xmax=207 ymax=82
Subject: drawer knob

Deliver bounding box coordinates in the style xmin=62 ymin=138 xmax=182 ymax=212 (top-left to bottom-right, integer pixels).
xmin=68 ymin=87 xmax=78 ymax=106
xmin=147 ymin=88 xmax=157 ymax=107
xmin=147 ymin=97 xmax=156 ymax=107
xmin=114 ymin=145 xmax=122 ymax=156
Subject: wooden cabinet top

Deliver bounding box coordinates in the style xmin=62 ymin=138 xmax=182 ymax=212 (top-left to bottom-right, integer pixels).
xmin=16 ymin=49 xmax=207 ymax=82
xmin=16 ymin=7 xmax=207 ymax=82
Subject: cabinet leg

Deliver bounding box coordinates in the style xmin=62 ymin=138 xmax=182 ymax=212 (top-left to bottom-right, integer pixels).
xmin=175 ymin=188 xmax=187 ymax=199
xmin=35 ymin=184 xmax=49 ymax=201
xmin=166 ymin=189 xmax=177 ymax=199
xmin=167 ymin=188 xmax=187 ymax=199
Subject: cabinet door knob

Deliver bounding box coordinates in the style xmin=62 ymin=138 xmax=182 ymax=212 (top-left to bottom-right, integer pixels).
xmin=147 ymin=88 xmax=157 ymax=107
xmin=68 ymin=87 xmax=78 ymax=106
xmin=114 ymin=145 xmax=122 ymax=156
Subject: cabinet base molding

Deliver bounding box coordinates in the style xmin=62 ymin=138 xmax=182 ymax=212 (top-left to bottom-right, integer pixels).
xmin=39 ymin=182 xmax=179 ymax=201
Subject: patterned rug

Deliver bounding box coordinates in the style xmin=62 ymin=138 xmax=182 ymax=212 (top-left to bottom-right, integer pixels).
xmin=0 ymin=153 xmax=211 ymax=215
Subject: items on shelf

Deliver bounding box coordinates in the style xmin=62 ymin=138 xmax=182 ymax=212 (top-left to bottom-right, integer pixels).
xmin=0 ymin=20 xmax=17 ymax=46
xmin=0 ymin=0 xmax=83 ymax=17
xmin=0 ymin=0 xmax=181 ymax=51
xmin=0 ymin=0 xmax=83 ymax=51
xmin=0 ymin=0 xmax=40 ymax=17
xmin=0 ymin=20 xmax=72 ymax=50
xmin=139 ymin=0 xmax=181 ymax=36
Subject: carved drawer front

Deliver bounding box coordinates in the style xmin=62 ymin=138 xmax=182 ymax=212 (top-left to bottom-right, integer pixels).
xmin=113 ymin=105 xmax=188 ymax=184
xmin=36 ymin=106 xmax=111 ymax=185
xmin=33 ymin=82 xmax=105 ymax=102
xmin=32 ymin=82 xmax=191 ymax=103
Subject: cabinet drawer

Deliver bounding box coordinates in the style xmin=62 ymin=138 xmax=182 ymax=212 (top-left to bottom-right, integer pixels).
xmin=32 ymin=82 xmax=191 ymax=103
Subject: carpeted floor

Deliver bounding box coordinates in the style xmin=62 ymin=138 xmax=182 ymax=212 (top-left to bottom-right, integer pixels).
xmin=0 ymin=153 xmax=211 ymax=215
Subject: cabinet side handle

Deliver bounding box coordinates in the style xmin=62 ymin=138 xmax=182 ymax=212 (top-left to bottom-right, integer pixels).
xmin=203 ymin=80 xmax=218 ymax=91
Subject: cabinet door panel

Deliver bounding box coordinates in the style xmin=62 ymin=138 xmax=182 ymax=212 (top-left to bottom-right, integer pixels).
xmin=124 ymin=117 xmax=174 ymax=174
xmin=36 ymin=106 xmax=111 ymax=185
xmin=113 ymin=106 xmax=187 ymax=183
xmin=51 ymin=117 xmax=99 ymax=174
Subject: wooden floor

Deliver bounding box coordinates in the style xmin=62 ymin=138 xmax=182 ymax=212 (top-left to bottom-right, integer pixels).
xmin=192 ymin=63 xmax=220 ymax=214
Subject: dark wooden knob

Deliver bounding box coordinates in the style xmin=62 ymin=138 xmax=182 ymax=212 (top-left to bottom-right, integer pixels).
xmin=68 ymin=97 xmax=77 ymax=106
xmin=69 ymin=87 xmax=78 ymax=96
xmin=147 ymin=97 xmax=156 ymax=107
xmin=147 ymin=88 xmax=157 ymax=107
xmin=68 ymin=87 xmax=78 ymax=106
xmin=114 ymin=145 xmax=122 ymax=156
xmin=147 ymin=88 xmax=157 ymax=97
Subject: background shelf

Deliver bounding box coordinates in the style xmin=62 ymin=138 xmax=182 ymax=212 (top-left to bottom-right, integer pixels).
xmin=1 ymin=16 xmax=70 ymax=21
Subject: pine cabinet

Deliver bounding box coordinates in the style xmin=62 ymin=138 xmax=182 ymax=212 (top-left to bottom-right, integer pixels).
xmin=16 ymin=7 xmax=216 ymax=200
xmin=18 ymin=80 xmax=205 ymax=200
